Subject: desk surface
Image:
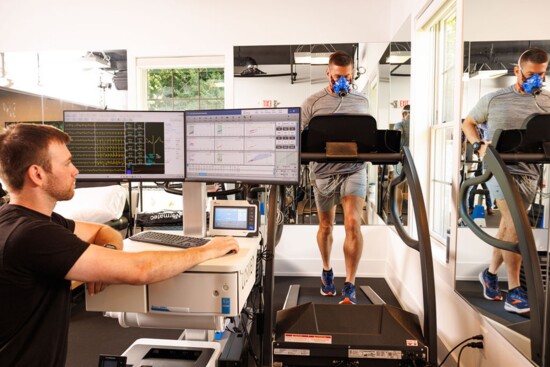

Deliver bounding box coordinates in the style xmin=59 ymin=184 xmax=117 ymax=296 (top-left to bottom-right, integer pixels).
xmin=124 ymin=232 xmax=260 ymax=273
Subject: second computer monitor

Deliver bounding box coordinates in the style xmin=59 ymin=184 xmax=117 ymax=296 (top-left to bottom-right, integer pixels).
xmin=185 ymin=107 xmax=300 ymax=185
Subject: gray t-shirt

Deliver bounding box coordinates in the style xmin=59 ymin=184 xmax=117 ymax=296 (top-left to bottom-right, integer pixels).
xmin=394 ymin=119 xmax=409 ymax=148
xmin=301 ymin=87 xmax=370 ymax=178
xmin=468 ymin=84 xmax=550 ymax=177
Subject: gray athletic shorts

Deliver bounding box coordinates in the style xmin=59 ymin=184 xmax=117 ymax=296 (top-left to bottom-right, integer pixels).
xmin=486 ymin=174 xmax=538 ymax=209
xmin=312 ymin=168 xmax=367 ymax=212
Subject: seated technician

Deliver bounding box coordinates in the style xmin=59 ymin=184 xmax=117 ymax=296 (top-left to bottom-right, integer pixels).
xmin=0 ymin=123 xmax=238 ymax=367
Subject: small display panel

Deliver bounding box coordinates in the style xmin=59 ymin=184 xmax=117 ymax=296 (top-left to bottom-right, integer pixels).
xmin=185 ymin=107 xmax=300 ymax=185
xmin=209 ymin=200 xmax=258 ymax=237
xmin=213 ymin=207 xmax=254 ymax=230
xmin=64 ymin=110 xmax=185 ymax=181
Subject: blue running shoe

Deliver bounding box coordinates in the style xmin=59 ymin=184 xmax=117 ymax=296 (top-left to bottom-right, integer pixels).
xmin=339 ymin=282 xmax=357 ymax=304
xmin=479 ymin=268 xmax=502 ymax=301
xmin=504 ymin=287 xmax=530 ymax=314
xmin=321 ymin=269 xmax=336 ymax=296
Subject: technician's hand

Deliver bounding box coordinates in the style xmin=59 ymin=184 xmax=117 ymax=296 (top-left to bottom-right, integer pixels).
xmin=86 ymin=281 xmax=109 ymax=296
xmin=205 ymin=236 xmax=239 ymax=258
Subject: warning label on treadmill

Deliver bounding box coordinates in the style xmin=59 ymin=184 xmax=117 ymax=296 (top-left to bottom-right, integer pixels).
xmin=284 ymin=333 xmax=332 ymax=344
xmin=348 ymin=349 xmax=403 ymax=359
xmin=274 ymin=348 xmax=311 ymax=356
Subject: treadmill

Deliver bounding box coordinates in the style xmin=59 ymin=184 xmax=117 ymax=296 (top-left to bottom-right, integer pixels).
xmin=459 ymin=113 xmax=550 ymax=366
xmin=261 ymin=114 xmax=437 ymax=366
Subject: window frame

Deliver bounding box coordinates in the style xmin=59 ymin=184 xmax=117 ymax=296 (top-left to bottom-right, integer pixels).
xmin=425 ymin=4 xmax=458 ymax=244
xmin=136 ymin=56 xmax=225 ymax=110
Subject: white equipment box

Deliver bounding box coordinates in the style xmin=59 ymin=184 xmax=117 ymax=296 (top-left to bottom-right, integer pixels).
xmin=86 ymin=234 xmax=259 ymax=329
xmin=122 ymin=338 xmax=220 ymax=367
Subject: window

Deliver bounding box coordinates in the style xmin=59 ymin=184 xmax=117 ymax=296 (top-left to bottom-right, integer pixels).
xmin=429 ymin=8 xmax=456 ymax=241
xmin=147 ymin=68 xmax=224 ymax=111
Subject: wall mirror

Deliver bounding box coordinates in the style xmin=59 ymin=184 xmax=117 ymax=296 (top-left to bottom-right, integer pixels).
xmin=454 ymin=33 xmax=550 ymax=363
xmin=0 ymin=49 xmax=128 ymax=127
xmin=233 ymin=38 xmax=410 ymax=227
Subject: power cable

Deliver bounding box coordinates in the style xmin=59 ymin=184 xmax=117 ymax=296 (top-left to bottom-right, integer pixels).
xmin=437 ymin=335 xmax=483 ymax=367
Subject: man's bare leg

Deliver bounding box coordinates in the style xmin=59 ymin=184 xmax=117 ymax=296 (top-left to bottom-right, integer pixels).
xmin=341 ymin=195 xmax=365 ymax=284
xmin=490 ymin=199 xmax=522 ymax=289
xmin=317 ymin=207 xmax=336 ymax=271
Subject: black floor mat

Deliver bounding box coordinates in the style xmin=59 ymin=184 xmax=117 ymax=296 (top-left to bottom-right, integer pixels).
xmin=455 ymin=280 xmax=530 ymax=337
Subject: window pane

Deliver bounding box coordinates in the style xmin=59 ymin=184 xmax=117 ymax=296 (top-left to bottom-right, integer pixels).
xmin=441 ymin=16 xmax=456 ymax=123
xmin=430 ymin=126 xmax=454 ymax=238
xmin=200 ymin=99 xmax=224 ymax=110
xmin=147 ymin=66 xmax=224 ymax=112
xmin=147 ymin=99 xmax=173 ymax=111
xmin=173 ymin=99 xmax=199 ymax=110
xmin=173 ymin=69 xmax=199 ymax=98
xmin=200 ymin=69 xmax=224 ymax=98
xmin=147 ymin=69 xmax=173 ymax=99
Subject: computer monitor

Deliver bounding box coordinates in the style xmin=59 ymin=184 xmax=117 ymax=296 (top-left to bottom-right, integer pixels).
xmin=63 ymin=110 xmax=185 ymax=181
xmin=184 ymin=107 xmax=300 ymax=185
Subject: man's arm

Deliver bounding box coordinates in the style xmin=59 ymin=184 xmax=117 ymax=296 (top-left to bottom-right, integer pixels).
xmin=74 ymin=221 xmax=123 ymax=250
xmin=462 ymin=116 xmax=489 ymax=156
xmin=65 ymin=236 xmax=239 ymax=292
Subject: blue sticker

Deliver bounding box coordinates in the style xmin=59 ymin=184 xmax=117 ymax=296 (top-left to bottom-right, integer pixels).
xmin=151 ymin=306 xmax=170 ymax=312
xmin=222 ymin=298 xmax=230 ymax=314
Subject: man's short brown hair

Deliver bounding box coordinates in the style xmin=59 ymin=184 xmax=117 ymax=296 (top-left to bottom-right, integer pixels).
xmin=0 ymin=124 xmax=71 ymax=192
xmin=518 ymin=47 xmax=549 ymax=68
xmin=329 ymin=50 xmax=354 ymax=68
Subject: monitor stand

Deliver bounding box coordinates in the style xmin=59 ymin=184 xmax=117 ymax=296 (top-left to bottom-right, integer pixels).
xmin=182 ymin=182 xmax=207 ymax=237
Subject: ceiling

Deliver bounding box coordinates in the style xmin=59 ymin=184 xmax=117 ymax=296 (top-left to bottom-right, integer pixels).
xmin=233 ymin=44 xmax=358 ymax=67
xmin=465 ymin=40 xmax=550 ymax=76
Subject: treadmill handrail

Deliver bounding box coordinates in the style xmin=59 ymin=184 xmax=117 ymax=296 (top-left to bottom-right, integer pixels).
xmin=388 ymin=147 xmax=437 ymax=364
xmin=300 ymin=116 xmax=437 ymax=363
xmin=459 ymin=144 xmax=546 ymax=365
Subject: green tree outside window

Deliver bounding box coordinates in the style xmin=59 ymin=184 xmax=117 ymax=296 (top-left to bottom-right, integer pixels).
xmin=147 ymin=68 xmax=224 ymax=111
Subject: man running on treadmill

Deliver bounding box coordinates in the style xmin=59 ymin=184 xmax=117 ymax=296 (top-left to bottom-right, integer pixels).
xmin=462 ymin=47 xmax=550 ymax=314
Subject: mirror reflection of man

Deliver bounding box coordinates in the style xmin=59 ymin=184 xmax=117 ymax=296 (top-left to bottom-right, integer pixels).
xmin=390 ymin=105 xmax=410 ymax=222
xmin=462 ymin=47 xmax=550 ymax=314
xmin=301 ymin=50 xmax=369 ymax=304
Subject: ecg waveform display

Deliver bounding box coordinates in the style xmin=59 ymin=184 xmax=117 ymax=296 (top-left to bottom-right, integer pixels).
xmin=65 ymin=121 xmax=165 ymax=175
xmin=185 ymin=108 xmax=300 ymax=184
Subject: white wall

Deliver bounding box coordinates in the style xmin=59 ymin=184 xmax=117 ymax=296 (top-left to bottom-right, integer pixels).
xmin=464 ymin=0 xmax=550 ymax=41
xmin=233 ymin=64 xmax=318 ymax=109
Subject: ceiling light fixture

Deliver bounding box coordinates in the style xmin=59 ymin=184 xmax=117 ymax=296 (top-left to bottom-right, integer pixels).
xmin=294 ymin=44 xmax=336 ymax=65
xmin=294 ymin=51 xmax=311 ymax=64
xmin=81 ymin=51 xmax=111 ymax=69
xmin=311 ymin=52 xmax=332 ymax=65
xmin=469 ymin=63 xmax=508 ymax=79
xmin=386 ymin=50 xmax=411 ymax=64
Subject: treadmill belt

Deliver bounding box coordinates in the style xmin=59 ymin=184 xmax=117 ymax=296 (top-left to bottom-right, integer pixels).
xmin=274 ymin=276 xmax=402 ymax=310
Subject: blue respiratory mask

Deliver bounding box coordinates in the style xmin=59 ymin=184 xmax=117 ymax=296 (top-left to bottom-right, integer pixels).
xmin=522 ymin=73 xmax=544 ymax=95
xmin=333 ymin=76 xmax=351 ymax=97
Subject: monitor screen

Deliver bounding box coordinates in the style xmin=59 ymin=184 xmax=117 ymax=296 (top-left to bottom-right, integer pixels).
xmin=184 ymin=107 xmax=300 ymax=185
xmin=63 ymin=110 xmax=185 ymax=181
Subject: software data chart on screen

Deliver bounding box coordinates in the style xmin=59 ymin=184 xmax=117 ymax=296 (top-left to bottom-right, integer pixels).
xmin=185 ymin=108 xmax=301 ymax=185
xmin=63 ymin=111 xmax=185 ymax=181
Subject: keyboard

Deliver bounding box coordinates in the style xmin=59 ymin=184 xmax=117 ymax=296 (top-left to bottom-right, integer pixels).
xmin=129 ymin=231 xmax=210 ymax=249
